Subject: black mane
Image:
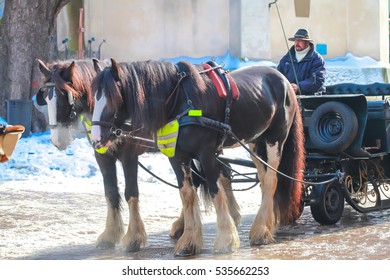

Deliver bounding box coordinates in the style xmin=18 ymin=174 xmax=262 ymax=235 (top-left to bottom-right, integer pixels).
xmin=95 ymin=60 xmax=209 ymax=133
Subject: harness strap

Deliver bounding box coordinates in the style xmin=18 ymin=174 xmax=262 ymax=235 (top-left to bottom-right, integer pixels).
xmin=207 ymin=61 xmax=232 ymax=125
xmin=91 ymin=120 xmax=114 ymax=127
xmin=179 ymin=115 xmax=231 ymax=133
xmin=204 ymin=61 xmax=234 ymax=148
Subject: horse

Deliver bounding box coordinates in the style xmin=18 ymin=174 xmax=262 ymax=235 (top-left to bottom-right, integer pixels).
xmin=90 ymin=58 xmax=305 ymax=256
xmin=36 ymin=59 xmax=240 ymax=253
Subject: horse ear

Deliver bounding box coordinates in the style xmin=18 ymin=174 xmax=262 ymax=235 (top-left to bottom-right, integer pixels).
xmin=93 ymin=58 xmax=104 ymax=74
xmin=110 ymin=58 xmax=121 ymax=82
xmin=63 ymin=61 xmax=76 ymax=83
xmin=37 ymin=59 xmax=51 ymax=80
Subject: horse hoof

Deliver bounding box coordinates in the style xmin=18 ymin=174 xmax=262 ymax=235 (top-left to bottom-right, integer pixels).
xmin=170 ymin=229 xmax=184 ymax=240
xmin=250 ymin=238 xmax=272 ymax=246
xmin=125 ymin=242 xmax=141 ymax=252
xmin=174 ymin=246 xmax=196 ymax=257
xmin=214 ymin=246 xmax=233 ymax=255
xmin=96 ymin=241 xmax=115 ymax=249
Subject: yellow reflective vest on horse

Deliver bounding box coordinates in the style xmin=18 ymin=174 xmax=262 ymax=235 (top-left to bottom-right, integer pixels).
xmin=156 ymin=119 xmax=179 ymax=157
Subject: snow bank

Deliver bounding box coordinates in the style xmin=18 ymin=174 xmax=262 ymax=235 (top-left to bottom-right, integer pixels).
xmin=325 ymin=53 xmax=390 ymax=85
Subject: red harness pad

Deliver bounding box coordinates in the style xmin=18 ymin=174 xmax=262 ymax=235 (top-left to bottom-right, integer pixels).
xmin=227 ymin=74 xmax=239 ymax=100
xmin=202 ymin=64 xmax=239 ymax=100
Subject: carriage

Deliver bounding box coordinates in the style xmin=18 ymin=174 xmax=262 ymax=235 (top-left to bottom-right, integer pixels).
xmin=220 ymin=82 xmax=390 ymax=225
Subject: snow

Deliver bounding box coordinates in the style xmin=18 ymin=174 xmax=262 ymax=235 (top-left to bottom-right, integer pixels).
xmin=324 ymin=52 xmax=390 ymax=85
xmin=325 ymin=52 xmax=390 ymax=69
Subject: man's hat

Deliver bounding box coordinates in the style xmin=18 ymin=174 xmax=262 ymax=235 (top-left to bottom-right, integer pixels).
xmin=288 ymin=29 xmax=313 ymax=42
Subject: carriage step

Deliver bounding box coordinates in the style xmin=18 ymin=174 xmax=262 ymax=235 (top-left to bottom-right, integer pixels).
xmin=342 ymin=188 xmax=390 ymax=213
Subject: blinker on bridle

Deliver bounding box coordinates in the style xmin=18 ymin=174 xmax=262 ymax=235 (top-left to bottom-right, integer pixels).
xmin=36 ymin=81 xmax=78 ymax=125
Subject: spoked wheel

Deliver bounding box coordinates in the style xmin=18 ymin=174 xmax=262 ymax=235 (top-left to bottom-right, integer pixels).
xmin=310 ymin=181 xmax=345 ymax=224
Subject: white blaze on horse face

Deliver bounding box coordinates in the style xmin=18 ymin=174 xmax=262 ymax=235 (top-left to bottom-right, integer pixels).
xmin=91 ymin=90 xmax=107 ymax=143
xmin=46 ymin=88 xmax=58 ymax=127
xmin=45 ymin=88 xmax=62 ymax=148
xmin=51 ymin=125 xmax=72 ymax=150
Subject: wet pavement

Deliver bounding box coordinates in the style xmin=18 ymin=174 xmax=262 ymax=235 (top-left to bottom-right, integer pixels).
xmin=1 ymin=178 xmax=389 ymax=261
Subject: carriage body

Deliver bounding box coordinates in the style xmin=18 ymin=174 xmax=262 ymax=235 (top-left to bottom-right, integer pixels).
xmin=220 ymin=82 xmax=390 ymax=225
xmin=298 ymin=83 xmax=390 ymax=224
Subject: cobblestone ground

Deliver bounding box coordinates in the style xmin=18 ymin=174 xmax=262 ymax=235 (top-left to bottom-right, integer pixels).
xmin=1 ymin=179 xmax=390 ymax=260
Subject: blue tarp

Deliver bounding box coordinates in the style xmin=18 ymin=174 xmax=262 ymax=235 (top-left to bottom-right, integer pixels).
xmin=0 ymin=1 xmax=4 ymax=19
xmin=161 ymin=50 xmax=276 ymax=70
xmin=0 ymin=116 xmax=7 ymax=126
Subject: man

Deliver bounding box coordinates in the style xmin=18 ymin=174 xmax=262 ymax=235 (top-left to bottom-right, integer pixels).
xmin=277 ymin=28 xmax=326 ymax=95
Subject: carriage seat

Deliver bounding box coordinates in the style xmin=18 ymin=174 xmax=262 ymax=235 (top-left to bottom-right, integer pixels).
xmin=325 ymin=82 xmax=390 ymax=96
xmin=325 ymin=82 xmax=390 ymax=120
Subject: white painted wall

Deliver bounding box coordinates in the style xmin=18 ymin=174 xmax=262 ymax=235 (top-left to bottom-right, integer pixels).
xmin=57 ymin=0 xmax=389 ymax=63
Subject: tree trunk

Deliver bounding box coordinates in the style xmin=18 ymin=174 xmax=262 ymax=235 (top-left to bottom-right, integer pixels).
xmin=0 ymin=0 xmax=70 ymax=132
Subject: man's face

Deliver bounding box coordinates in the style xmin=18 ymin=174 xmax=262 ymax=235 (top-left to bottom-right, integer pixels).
xmin=294 ymin=40 xmax=309 ymax=51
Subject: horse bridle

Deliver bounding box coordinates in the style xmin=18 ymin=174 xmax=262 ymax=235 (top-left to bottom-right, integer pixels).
xmin=91 ymin=75 xmax=144 ymax=138
xmin=91 ymin=109 xmax=136 ymax=138
xmin=36 ymin=81 xmax=81 ymax=127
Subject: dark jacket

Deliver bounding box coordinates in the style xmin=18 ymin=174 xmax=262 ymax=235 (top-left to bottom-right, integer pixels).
xmin=277 ymin=43 xmax=326 ymax=95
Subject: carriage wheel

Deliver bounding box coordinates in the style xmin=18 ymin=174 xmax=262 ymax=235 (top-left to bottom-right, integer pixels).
xmin=309 ymin=101 xmax=358 ymax=153
xmin=310 ymin=181 xmax=345 ymax=225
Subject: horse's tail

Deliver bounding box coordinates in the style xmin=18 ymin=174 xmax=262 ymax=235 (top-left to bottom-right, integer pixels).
xmin=275 ymin=105 xmax=306 ymax=225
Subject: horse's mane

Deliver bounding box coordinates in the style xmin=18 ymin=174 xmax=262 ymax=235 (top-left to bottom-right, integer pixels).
xmin=48 ymin=59 xmax=97 ymax=112
xmin=96 ymin=60 xmax=207 ymax=133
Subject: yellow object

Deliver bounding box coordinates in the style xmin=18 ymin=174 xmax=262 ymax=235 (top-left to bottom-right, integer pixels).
xmin=156 ymin=119 xmax=179 ymax=157
xmin=80 ymin=115 xmax=108 ymax=154
xmin=81 ymin=116 xmax=92 ymax=131
xmin=188 ymin=109 xmax=202 ymax=117
xmin=0 ymin=125 xmax=25 ymax=163
xmin=95 ymin=146 xmax=108 ymax=154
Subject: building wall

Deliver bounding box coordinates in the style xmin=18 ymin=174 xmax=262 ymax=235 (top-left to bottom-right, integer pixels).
xmin=58 ymin=0 xmax=389 ymax=63
xmin=269 ymin=0 xmax=389 ymax=62
xmin=83 ymin=0 xmax=230 ymax=61
xmin=269 ymin=0 xmax=349 ymax=61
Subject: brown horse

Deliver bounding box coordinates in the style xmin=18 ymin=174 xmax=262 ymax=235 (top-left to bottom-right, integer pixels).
xmin=90 ymin=59 xmax=305 ymax=256
xmin=36 ymin=59 xmax=240 ymax=253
